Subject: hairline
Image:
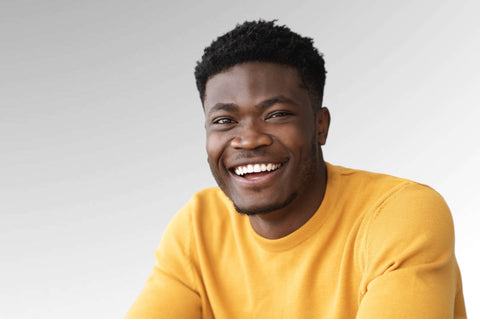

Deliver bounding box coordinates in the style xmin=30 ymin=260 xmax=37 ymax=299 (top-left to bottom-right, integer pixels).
xmin=201 ymin=61 xmax=324 ymax=109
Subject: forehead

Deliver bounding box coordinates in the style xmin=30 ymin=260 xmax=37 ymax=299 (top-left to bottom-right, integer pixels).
xmin=204 ymin=62 xmax=309 ymax=109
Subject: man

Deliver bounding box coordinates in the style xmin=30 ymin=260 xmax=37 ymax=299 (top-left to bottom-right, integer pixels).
xmin=126 ymin=20 xmax=466 ymax=318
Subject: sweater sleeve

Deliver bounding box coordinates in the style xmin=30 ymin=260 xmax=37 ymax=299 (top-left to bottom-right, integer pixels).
xmin=356 ymin=183 xmax=466 ymax=319
xmin=125 ymin=201 xmax=202 ymax=319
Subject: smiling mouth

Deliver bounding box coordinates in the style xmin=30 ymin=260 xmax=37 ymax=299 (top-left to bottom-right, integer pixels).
xmin=232 ymin=163 xmax=283 ymax=177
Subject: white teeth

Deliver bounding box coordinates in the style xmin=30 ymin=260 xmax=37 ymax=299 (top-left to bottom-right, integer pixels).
xmin=233 ymin=163 xmax=282 ymax=176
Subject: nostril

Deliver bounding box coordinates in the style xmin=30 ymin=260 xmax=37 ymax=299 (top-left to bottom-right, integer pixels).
xmin=230 ymin=133 xmax=273 ymax=149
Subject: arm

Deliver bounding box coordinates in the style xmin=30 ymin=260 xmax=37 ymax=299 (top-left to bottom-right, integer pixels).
xmin=356 ymin=183 xmax=466 ymax=318
xmin=126 ymin=203 xmax=202 ymax=319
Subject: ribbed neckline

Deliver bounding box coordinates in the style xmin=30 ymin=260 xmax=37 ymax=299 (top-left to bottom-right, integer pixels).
xmin=243 ymin=162 xmax=340 ymax=252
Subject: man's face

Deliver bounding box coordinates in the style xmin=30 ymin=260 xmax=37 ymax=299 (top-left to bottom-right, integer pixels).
xmin=204 ymin=62 xmax=328 ymax=215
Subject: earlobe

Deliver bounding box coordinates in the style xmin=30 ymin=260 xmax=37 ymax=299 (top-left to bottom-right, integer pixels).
xmin=317 ymin=107 xmax=331 ymax=146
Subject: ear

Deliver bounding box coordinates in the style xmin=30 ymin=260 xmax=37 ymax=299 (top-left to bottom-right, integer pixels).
xmin=316 ymin=107 xmax=330 ymax=146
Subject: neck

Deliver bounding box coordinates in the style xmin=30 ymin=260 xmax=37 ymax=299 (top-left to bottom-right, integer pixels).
xmin=248 ymin=162 xmax=327 ymax=239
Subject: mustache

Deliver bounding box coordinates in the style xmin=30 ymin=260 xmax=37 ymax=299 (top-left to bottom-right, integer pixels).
xmin=227 ymin=149 xmax=281 ymax=162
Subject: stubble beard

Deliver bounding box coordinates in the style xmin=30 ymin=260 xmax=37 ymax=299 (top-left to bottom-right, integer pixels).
xmin=232 ymin=191 xmax=299 ymax=216
xmin=209 ymin=140 xmax=321 ymax=217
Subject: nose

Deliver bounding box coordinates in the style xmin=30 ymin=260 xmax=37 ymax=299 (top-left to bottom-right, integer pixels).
xmin=230 ymin=121 xmax=273 ymax=149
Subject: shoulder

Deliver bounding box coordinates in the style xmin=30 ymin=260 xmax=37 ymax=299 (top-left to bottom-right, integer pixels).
xmin=368 ymin=181 xmax=453 ymax=240
xmin=327 ymin=164 xmax=455 ymax=263
xmin=357 ymin=179 xmax=455 ymax=272
xmin=327 ymin=163 xmax=413 ymax=193
xmin=163 ymin=187 xmax=234 ymax=239
xmin=156 ymin=187 xmax=233 ymax=267
xmin=174 ymin=187 xmax=233 ymax=221
xmin=188 ymin=187 xmax=233 ymax=209
xmin=328 ymin=163 xmax=450 ymax=222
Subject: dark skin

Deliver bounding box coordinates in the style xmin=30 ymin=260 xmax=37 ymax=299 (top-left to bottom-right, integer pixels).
xmin=204 ymin=62 xmax=330 ymax=239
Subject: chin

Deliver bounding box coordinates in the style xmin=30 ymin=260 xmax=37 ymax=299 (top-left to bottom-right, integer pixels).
xmin=232 ymin=192 xmax=298 ymax=216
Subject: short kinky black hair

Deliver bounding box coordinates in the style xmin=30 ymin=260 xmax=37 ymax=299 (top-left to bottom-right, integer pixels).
xmin=194 ymin=20 xmax=326 ymax=105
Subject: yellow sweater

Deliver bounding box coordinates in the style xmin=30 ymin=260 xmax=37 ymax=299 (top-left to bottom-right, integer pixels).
xmin=126 ymin=163 xmax=466 ymax=318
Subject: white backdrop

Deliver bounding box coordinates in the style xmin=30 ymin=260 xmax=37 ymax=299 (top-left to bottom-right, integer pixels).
xmin=1 ymin=0 xmax=478 ymax=318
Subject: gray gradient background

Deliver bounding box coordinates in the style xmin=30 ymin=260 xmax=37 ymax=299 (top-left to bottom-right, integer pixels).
xmin=1 ymin=0 xmax=479 ymax=318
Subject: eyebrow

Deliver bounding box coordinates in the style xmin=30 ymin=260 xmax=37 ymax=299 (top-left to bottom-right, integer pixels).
xmin=256 ymin=95 xmax=297 ymax=109
xmin=207 ymin=103 xmax=239 ymax=116
xmin=207 ymin=95 xmax=297 ymax=116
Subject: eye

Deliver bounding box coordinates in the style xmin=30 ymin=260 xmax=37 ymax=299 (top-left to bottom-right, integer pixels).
xmin=266 ymin=111 xmax=293 ymax=120
xmin=212 ymin=117 xmax=235 ymax=125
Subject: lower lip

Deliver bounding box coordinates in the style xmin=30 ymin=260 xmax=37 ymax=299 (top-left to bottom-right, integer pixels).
xmin=230 ymin=165 xmax=285 ymax=188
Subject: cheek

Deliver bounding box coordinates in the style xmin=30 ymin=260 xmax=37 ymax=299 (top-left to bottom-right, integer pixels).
xmin=276 ymin=124 xmax=314 ymax=150
xmin=205 ymin=133 xmax=226 ymax=164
